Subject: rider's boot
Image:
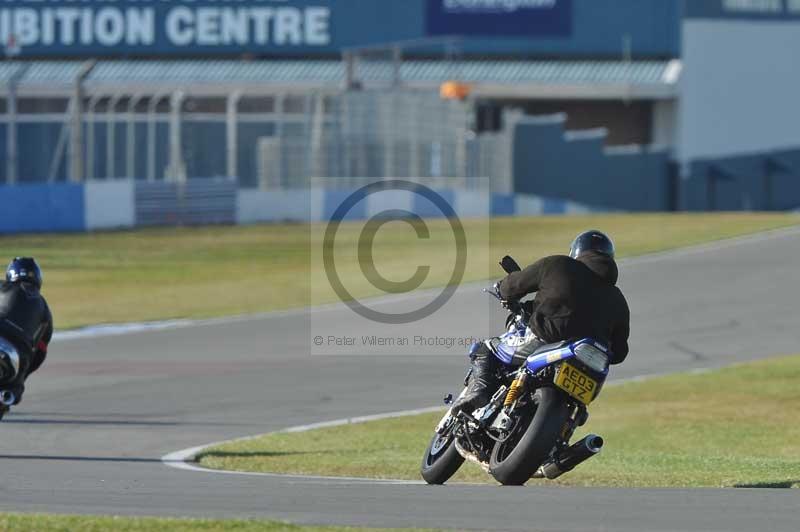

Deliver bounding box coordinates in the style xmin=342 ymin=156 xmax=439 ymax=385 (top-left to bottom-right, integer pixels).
xmin=451 ymin=345 xmax=500 ymax=416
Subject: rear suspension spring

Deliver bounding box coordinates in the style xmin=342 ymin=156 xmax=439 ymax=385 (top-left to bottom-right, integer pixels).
xmin=504 ymin=372 xmax=528 ymax=407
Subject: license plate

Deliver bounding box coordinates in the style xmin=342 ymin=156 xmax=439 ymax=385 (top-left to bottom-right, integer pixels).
xmin=555 ymin=362 xmax=598 ymax=404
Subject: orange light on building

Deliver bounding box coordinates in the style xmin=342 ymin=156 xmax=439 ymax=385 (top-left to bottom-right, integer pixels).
xmin=440 ymin=81 xmax=471 ymax=100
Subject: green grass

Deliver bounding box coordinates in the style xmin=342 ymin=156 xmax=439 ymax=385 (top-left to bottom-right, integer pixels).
xmin=0 ymin=514 xmax=441 ymax=532
xmin=198 ymin=354 xmax=800 ymax=488
xmin=0 ymin=213 xmax=796 ymax=329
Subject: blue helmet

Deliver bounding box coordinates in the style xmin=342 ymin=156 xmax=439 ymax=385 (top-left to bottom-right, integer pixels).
xmin=6 ymin=257 xmax=43 ymax=289
xmin=569 ymin=230 xmax=615 ymax=260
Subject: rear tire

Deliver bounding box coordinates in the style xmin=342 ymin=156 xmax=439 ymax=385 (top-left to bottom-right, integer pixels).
xmin=420 ymin=421 xmax=465 ymax=485
xmin=488 ymin=387 xmax=570 ymax=486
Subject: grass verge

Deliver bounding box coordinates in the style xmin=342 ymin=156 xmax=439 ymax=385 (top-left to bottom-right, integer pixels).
xmin=198 ymin=354 xmax=800 ymax=488
xmin=0 ymin=213 xmax=796 ymax=329
xmin=0 ymin=513 xmax=442 ymax=532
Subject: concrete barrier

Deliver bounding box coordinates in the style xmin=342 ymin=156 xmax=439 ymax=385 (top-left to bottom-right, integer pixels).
xmin=236 ymin=189 xmax=313 ymax=223
xmin=236 ymin=187 xmax=601 ymax=224
xmin=0 ymin=180 xmax=627 ymax=237
xmin=84 ymin=180 xmax=135 ymax=230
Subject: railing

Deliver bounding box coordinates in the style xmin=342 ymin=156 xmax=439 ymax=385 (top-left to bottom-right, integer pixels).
xmin=135 ymin=179 xmax=237 ymax=226
xmin=0 ymin=61 xmax=512 ymax=193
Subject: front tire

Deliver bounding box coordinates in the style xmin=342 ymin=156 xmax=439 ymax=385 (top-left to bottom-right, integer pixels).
xmin=420 ymin=420 xmax=465 ymax=484
xmin=489 ymin=387 xmax=570 ymax=486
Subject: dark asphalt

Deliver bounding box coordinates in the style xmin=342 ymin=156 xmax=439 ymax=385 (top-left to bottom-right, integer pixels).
xmin=2 ymin=227 xmax=799 ymax=531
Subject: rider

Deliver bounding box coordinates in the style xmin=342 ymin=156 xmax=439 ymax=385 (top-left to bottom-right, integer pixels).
xmin=452 ymin=230 xmax=630 ymax=415
xmin=0 ymin=258 xmax=53 ymax=415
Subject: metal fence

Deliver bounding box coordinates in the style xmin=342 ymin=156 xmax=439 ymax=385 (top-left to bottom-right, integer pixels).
xmin=260 ymin=89 xmax=492 ymax=190
xmin=0 ymin=60 xmax=513 ymax=193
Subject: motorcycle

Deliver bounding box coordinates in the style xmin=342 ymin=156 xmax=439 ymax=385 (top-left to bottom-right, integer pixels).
xmin=420 ymin=255 xmax=610 ymax=486
xmin=0 ymin=337 xmax=21 ymax=420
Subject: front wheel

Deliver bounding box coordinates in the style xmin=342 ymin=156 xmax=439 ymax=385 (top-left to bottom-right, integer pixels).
xmin=420 ymin=415 xmax=465 ymax=484
xmin=489 ymin=387 xmax=570 ymax=486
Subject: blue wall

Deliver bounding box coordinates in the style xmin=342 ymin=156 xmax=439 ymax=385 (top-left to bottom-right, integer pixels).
xmin=0 ymin=184 xmax=85 ymax=233
xmin=680 ymin=148 xmax=800 ymax=211
xmin=237 ymin=123 xmax=277 ymax=188
xmin=18 ymin=123 xmax=68 ymax=183
xmin=511 ymin=119 xmax=671 ymax=211
xmin=7 ymin=120 xmax=289 ymax=186
xmin=8 ymin=121 xmax=204 ymax=183
xmin=183 ymin=121 xmax=227 ymax=179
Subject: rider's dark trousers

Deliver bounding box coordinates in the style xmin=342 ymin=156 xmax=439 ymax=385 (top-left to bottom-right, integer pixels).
xmin=454 ymin=334 xmax=547 ymax=414
xmin=453 ymin=342 xmax=501 ymax=414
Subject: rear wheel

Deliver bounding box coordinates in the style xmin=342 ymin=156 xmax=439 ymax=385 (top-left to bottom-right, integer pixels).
xmin=420 ymin=416 xmax=465 ymax=485
xmin=489 ymin=387 xmax=570 ymax=486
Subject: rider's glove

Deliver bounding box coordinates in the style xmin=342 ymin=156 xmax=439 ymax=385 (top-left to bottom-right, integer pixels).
xmin=495 ymin=286 xmax=517 ymax=312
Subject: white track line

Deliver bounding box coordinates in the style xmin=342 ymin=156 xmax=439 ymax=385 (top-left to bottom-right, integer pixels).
xmin=160 ymin=370 xmax=706 ymax=480
xmin=161 ymin=406 xmax=443 ymax=483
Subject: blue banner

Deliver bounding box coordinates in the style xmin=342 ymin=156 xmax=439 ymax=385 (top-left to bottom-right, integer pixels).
xmin=0 ymin=0 xmax=674 ymax=59
xmin=426 ymin=0 xmax=572 ymax=37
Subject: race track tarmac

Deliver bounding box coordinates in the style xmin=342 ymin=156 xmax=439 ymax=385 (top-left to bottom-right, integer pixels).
xmin=2 ymin=227 xmax=799 ymax=532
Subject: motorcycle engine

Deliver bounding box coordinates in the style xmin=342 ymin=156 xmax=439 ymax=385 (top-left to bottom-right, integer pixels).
xmin=0 ymin=337 xmax=21 ymax=384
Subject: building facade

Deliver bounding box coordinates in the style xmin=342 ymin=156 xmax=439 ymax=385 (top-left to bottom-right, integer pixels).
xmin=1 ymin=0 xmax=799 ymax=220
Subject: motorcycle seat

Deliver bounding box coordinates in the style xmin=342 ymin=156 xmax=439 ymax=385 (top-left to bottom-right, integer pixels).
xmin=528 ymin=340 xmax=570 ymax=358
xmin=507 ymin=339 xmax=567 ymax=367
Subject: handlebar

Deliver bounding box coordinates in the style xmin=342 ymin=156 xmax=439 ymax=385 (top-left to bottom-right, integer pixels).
xmin=483 ymin=284 xmax=528 ymax=322
xmin=485 ymin=255 xmax=528 ymax=323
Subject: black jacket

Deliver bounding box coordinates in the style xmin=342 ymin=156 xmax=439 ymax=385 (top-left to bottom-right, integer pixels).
xmin=0 ymin=282 xmax=53 ymax=376
xmin=499 ymin=252 xmax=630 ymax=364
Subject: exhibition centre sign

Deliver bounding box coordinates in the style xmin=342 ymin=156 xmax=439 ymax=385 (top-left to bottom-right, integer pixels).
xmin=0 ymin=0 xmax=333 ymax=56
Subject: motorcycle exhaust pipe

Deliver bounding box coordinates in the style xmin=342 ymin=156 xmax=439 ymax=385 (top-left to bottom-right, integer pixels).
xmin=533 ymin=434 xmax=604 ymax=480
xmin=0 ymin=390 xmax=15 ymax=406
